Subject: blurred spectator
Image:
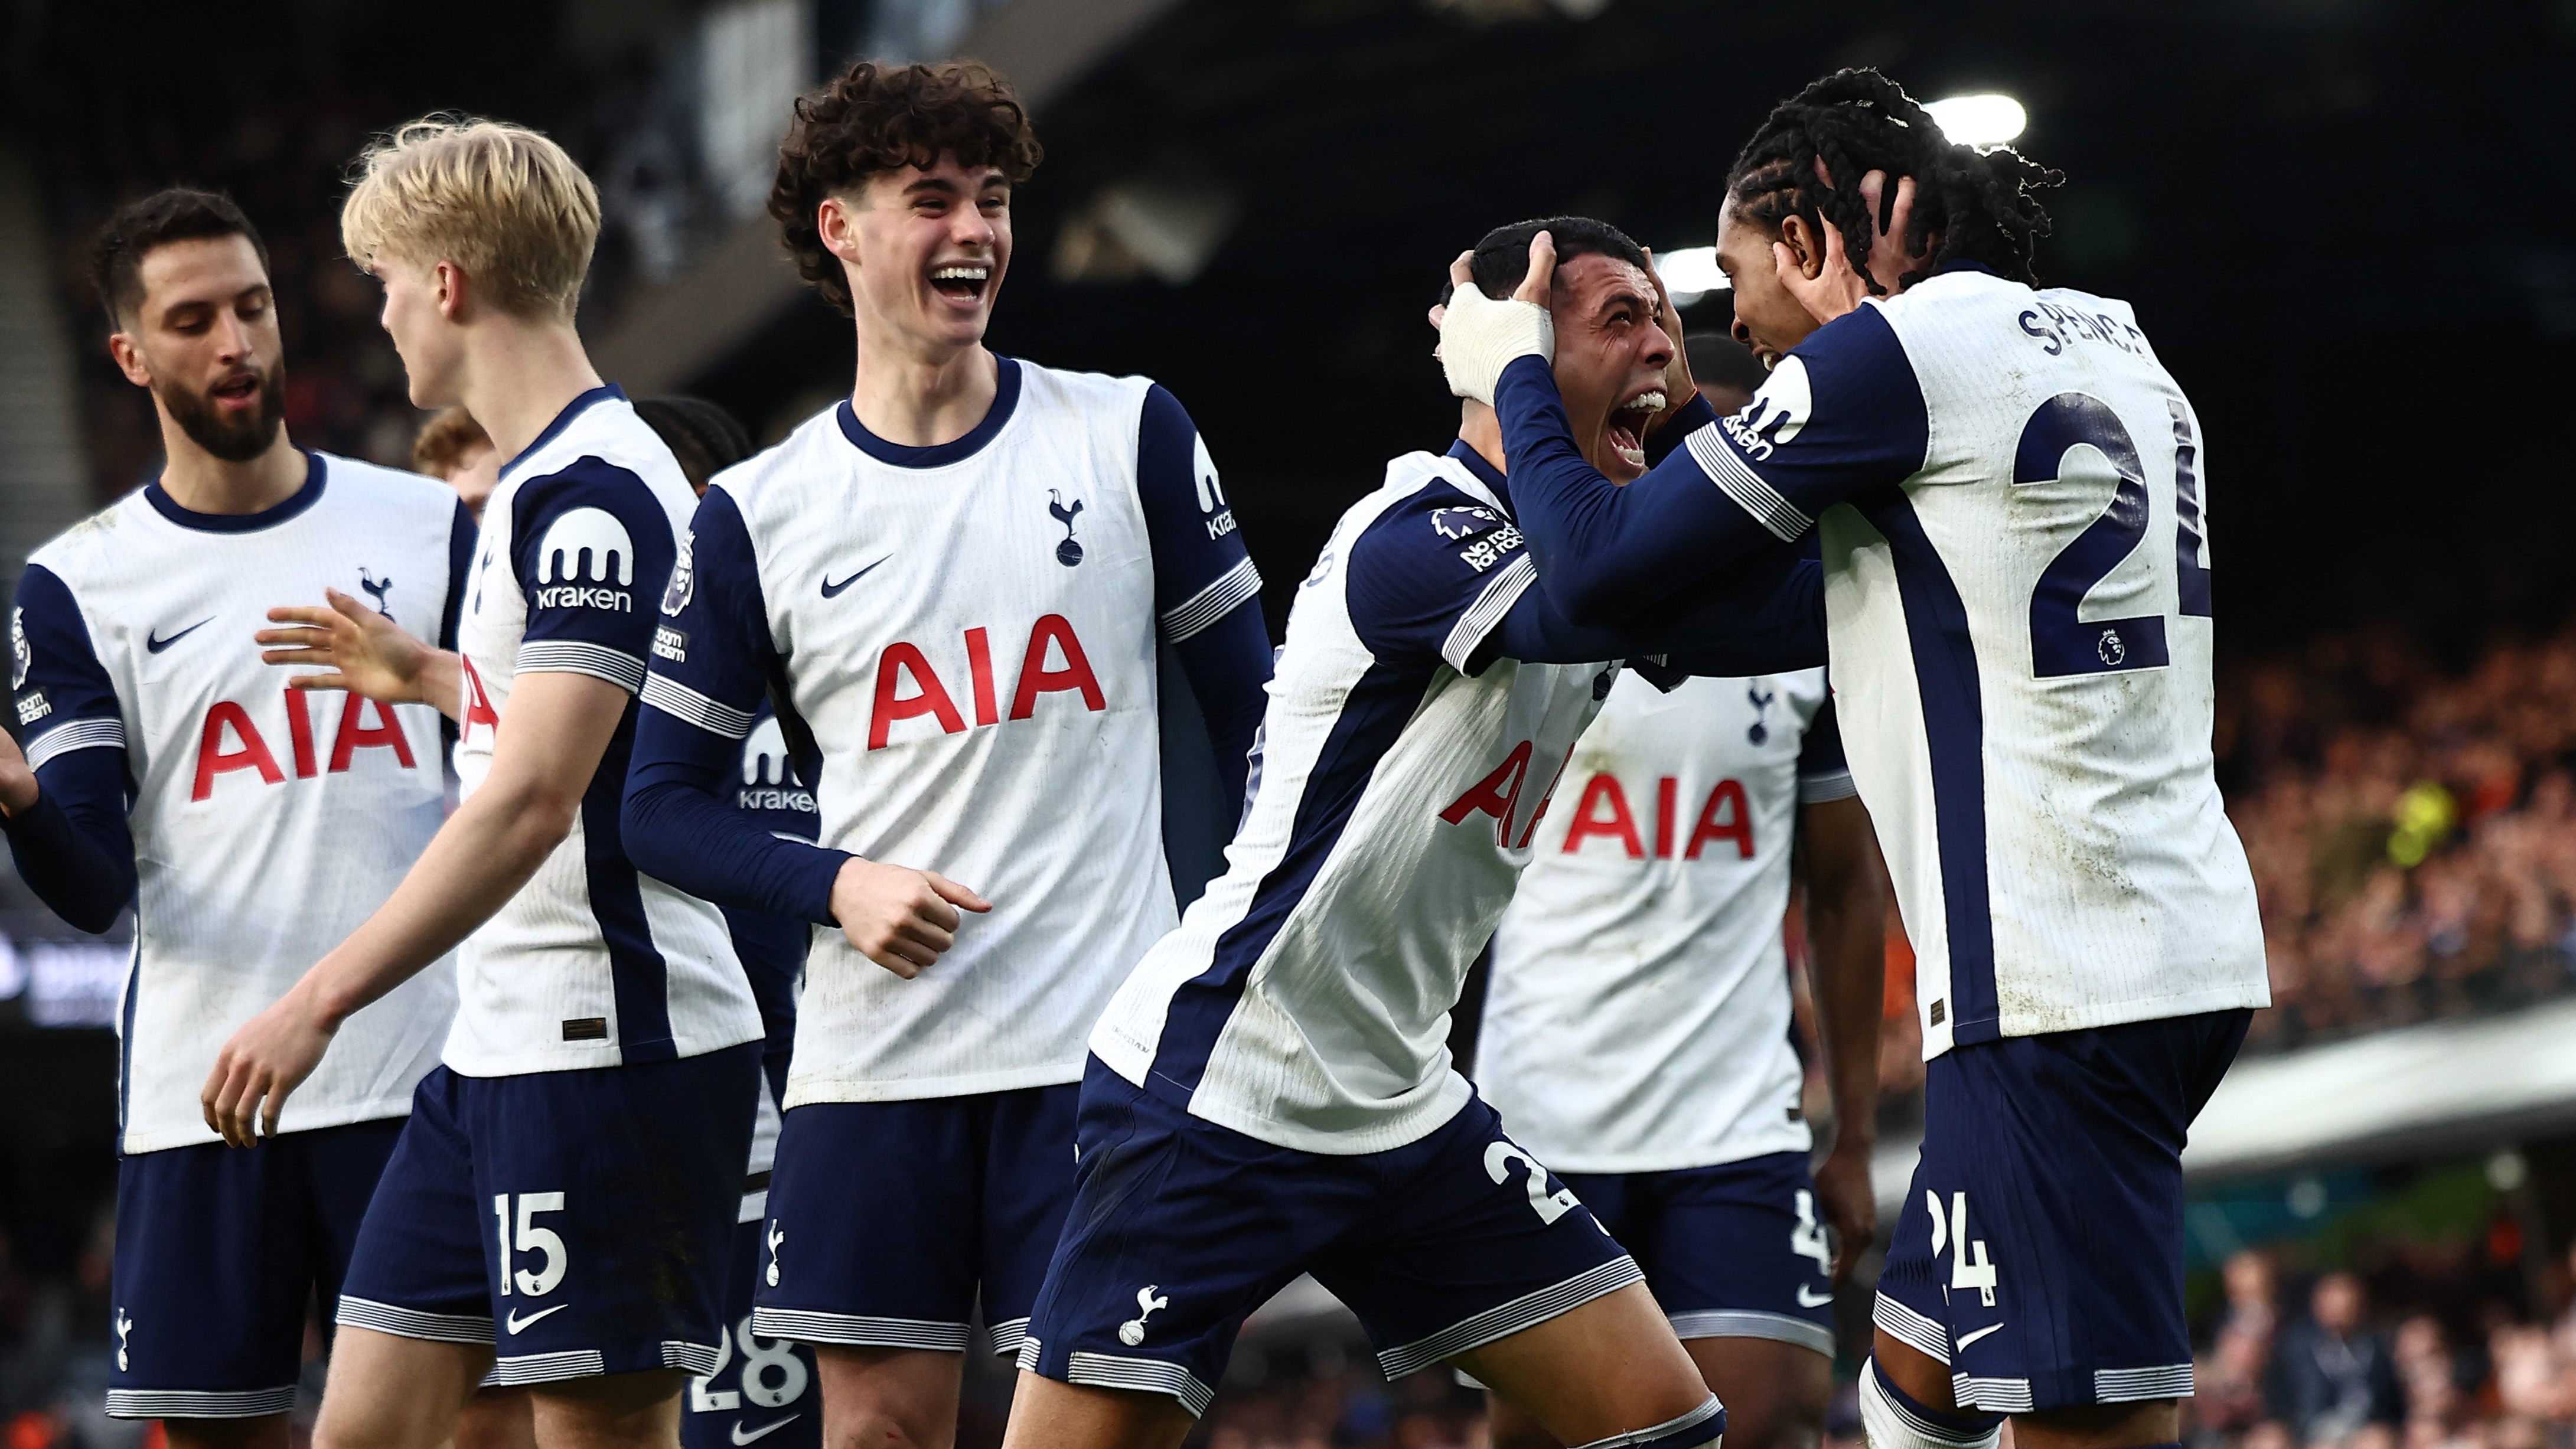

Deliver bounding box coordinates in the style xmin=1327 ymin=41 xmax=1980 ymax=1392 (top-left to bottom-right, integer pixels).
xmin=412 ymin=406 xmax=497 ymax=519
xmin=2274 ymin=1272 xmax=2405 ymax=1446
xmin=2202 ymin=1251 xmax=2284 ymax=1435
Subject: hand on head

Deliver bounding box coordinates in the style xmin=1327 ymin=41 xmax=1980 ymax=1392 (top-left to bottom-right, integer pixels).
xmin=1433 ymin=231 xmax=1558 ymax=406
xmin=1773 ymin=168 xmax=1919 ymax=327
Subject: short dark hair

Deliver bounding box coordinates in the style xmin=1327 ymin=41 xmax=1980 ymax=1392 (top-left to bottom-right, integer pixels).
xmin=1723 ymin=68 xmax=2059 ymax=293
xmin=1442 ymin=215 xmax=1651 ymax=306
xmin=769 ymin=60 xmax=1044 ymax=318
xmin=1687 ymin=333 xmax=1769 ymax=395
xmin=90 ymin=189 xmax=270 ymax=328
xmin=633 ymin=396 xmax=754 ymax=492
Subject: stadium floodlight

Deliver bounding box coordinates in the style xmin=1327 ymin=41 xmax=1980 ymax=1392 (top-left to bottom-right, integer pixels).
xmin=1923 ymin=93 xmax=2027 ymax=150
xmin=1655 ymin=245 xmax=1728 ymax=309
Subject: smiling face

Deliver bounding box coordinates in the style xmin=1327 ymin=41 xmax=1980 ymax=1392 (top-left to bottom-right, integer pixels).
xmin=1545 ymin=251 xmax=1675 ymax=482
xmin=1714 ymin=202 xmax=1823 ymax=370
xmin=112 ymin=234 xmax=289 ymax=463
xmin=820 ymin=152 xmax=1012 ymax=361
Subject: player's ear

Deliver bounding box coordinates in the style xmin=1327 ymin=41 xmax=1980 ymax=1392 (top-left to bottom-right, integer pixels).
xmin=1776 ymin=214 xmax=1825 ymax=280
xmin=106 ymin=328 xmax=152 ymax=388
xmin=817 ymin=194 xmax=863 ymax=267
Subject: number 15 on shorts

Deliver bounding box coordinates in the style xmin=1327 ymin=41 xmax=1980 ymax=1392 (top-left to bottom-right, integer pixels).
xmin=495 ymin=1192 xmax=569 ymax=1297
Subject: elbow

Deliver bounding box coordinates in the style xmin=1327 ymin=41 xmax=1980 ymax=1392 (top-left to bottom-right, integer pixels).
xmin=67 ymin=893 xmax=131 ymax=937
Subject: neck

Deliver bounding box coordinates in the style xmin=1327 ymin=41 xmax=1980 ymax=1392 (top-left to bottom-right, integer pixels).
xmin=1457 ymin=401 xmax=1508 ymax=477
xmin=849 ymin=318 xmax=997 ymax=448
xmin=154 ymin=412 xmax=307 ymax=515
xmin=453 ymin=314 xmax=605 ymax=466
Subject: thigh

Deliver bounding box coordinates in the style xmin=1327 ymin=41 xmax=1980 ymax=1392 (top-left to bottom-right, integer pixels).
xmin=1649 ymin=1155 xmax=1837 ymax=1359
xmin=1685 ymin=1335 xmax=1830 ymax=1449
xmin=312 ymin=1326 xmax=491 ymax=1449
xmin=754 ymin=1096 xmax=985 ymax=1351
xmin=470 ymin=1045 xmax=761 ymax=1388
xmin=1873 ymin=1016 xmax=2235 ymax=1416
xmin=1449 ymin=1283 xmax=1717 ymax=1449
xmin=1020 ymin=1061 xmax=1354 ymax=1422
xmin=978 ymin=1082 xmax=1082 ymax=1355
xmin=683 ymin=1215 xmax=819 ymax=1449
xmin=107 ymin=1138 xmax=312 ymax=1415
xmin=340 ymin=1071 xmax=507 ymax=1349
xmin=1317 ymin=1097 xmax=1644 ymax=1383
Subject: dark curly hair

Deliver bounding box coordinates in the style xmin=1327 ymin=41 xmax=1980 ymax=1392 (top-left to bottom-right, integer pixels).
xmin=1724 ymin=68 xmax=2060 ymax=293
xmin=768 ymin=60 xmax=1044 ymax=317
xmin=1439 ymin=215 xmax=1651 ymax=308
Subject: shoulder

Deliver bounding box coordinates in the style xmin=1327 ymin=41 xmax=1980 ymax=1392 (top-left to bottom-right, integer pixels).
xmin=24 ymin=495 xmax=145 ymax=588
xmin=1343 ymin=456 xmax=1522 ymax=595
xmin=1012 ymin=357 xmax=1155 ymax=417
xmin=705 ymin=405 xmax=841 ymax=522
xmin=311 ymin=451 xmax=458 ymax=519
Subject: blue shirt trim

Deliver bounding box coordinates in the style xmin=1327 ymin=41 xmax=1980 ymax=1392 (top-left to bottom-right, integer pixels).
xmin=142 ymin=451 xmax=327 ymax=533
xmin=835 ymin=357 xmax=1023 ymax=468
xmin=501 ymin=383 xmax=628 ymax=482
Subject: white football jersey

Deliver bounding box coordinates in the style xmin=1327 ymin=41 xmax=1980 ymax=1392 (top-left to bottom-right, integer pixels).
xmin=15 ymin=454 xmax=462 ymax=1153
xmin=1670 ymin=267 xmax=2267 ymax=1054
xmin=643 ymin=360 xmax=1262 ymax=1105
xmin=1092 ymin=446 xmax=1610 ymax=1156
xmin=449 ymin=386 xmax=758 ymax=1076
xmin=1476 ymin=668 xmax=1851 ymax=1174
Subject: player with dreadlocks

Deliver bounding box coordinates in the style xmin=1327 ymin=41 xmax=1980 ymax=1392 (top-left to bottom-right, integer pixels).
xmin=1442 ymin=66 xmax=2268 ymax=1449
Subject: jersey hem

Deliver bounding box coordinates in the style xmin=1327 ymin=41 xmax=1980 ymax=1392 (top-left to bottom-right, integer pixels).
xmin=119 ymin=1095 xmax=418 ymax=1156
xmin=780 ymin=1059 xmax=1086 ymax=1107
xmin=1491 ymin=1133 xmax=1816 ymax=1177
xmin=1155 ymin=1077 xmax=1476 ymax=1158
xmin=1928 ymin=983 xmax=2271 ymax=1058
xmin=441 ymin=1023 xmax=763 ymax=1079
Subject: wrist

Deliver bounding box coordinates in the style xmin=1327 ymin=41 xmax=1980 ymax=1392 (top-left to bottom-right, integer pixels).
xmin=0 ymin=775 xmax=35 ymax=820
xmin=296 ymin=965 xmax=360 ymax=1033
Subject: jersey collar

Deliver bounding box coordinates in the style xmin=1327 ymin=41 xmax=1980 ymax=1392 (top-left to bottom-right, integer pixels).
xmin=144 ymin=449 xmax=328 ymax=533
xmin=837 ymin=357 xmax=1022 ymax=469
xmin=502 ymin=383 xmax=628 ymax=481
xmin=1444 ymin=438 xmax=1513 ymax=514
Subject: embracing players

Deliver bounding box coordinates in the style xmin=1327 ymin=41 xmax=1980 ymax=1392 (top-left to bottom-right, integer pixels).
xmin=1473 ymin=648 xmax=1886 ymax=1449
xmin=1446 ymin=67 xmax=2267 ymax=1449
xmin=0 ymin=188 xmax=467 ymax=1449
xmin=200 ymin=118 xmax=764 ymax=1449
xmin=621 ymin=60 xmax=1271 ymax=1449
xmin=1001 ymin=216 xmax=1819 ymax=1449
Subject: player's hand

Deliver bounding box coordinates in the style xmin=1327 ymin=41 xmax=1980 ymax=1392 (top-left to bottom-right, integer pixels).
xmin=1812 ymin=1135 xmax=1879 ymax=1286
xmin=201 ymin=982 xmax=338 ymax=1148
xmin=1437 ymin=234 xmax=1556 ymax=405
xmin=0 ymin=728 xmax=36 ymax=819
xmin=1775 ymin=169 xmax=1919 ymax=328
xmin=830 ymin=857 xmax=992 ymax=978
xmin=1637 ymin=246 xmax=1698 ymax=437
xmin=257 ymin=589 xmax=439 ymax=704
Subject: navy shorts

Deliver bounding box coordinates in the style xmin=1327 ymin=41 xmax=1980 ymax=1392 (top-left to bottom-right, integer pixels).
xmin=106 ymin=1118 xmax=403 ymax=1418
xmin=1874 ymin=1009 xmax=2251 ymax=1414
xmin=1020 ymin=1059 xmax=1639 ymax=1418
xmin=682 ymin=1213 xmax=820 ymax=1449
xmin=338 ymin=1044 xmax=762 ymax=1387
xmin=752 ymin=1084 xmax=1078 ymax=1358
xmin=1566 ymin=1150 xmax=1837 ymax=1357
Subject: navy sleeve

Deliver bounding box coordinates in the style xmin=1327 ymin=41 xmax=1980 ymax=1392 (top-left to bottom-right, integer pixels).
xmin=510 ymin=459 xmax=678 ymax=691
xmin=440 ymin=498 xmax=476 ymax=652
xmin=1344 ymin=489 xmax=1536 ymax=675
xmin=625 ymin=488 xmax=849 ymax=923
xmin=1491 ymin=548 xmax=1828 ymax=676
xmin=7 ymin=566 xmax=136 ymax=932
xmin=1796 ymin=694 xmax=1858 ymax=802
xmin=1494 ymin=302 xmax=1930 ymax=628
xmin=1136 ymin=385 xmax=1272 ymax=814
xmin=1646 ymin=391 xmax=1721 ymax=466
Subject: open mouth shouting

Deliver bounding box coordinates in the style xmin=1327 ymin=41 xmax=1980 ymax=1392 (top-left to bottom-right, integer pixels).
xmin=928 ymin=260 xmax=992 ymax=308
xmin=1604 ymin=386 xmax=1669 ymax=474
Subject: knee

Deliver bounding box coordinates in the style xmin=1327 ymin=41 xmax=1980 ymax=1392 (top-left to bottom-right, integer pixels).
xmin=822 ymin=1404 xmax=953 ymax=1449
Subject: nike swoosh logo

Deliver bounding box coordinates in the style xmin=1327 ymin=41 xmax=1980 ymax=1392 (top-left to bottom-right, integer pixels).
xmin=819 ymin=559 xmax=889 ymax=598
xmin=503 ymin=1303 xmax=569 ymax=1334
xmin=731 ymin=1417 xmax=800 ymax=1445
xmin=1954 ymin=1322 xmax=2006 ymax=1352
xmin=1796 ymin=1285 xmax=1835 ymax=1307
xmin=145 ymin=618 xmax=214 ymax=653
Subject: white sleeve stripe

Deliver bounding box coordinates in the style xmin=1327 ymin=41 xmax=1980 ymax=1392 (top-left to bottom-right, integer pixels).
xmin=1684 ymin=424 xmax=1812 ymax=542
xmin=1159 ymin=556 xmax=1264 ymax=642
xmin=515 ymin=640 xmax=648 ymax=693
xmin=1440 ymin=553 xmax=1538 ymax=674
xmin=25 ymin=717 xmax=124 ymax=772
xmin=1797 ymin=768 xmax=1859 ymax=804
xmin=638 ymin=673 xmax=758 ymax=739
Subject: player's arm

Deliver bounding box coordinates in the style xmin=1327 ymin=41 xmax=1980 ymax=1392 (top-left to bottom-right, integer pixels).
xmin=622 ymin=486 xmax=987 ymax=978
xmin=0 ymin=565 xmax=136 ymax=932
xmin=1791 ymin=698 xmax=1886 ymax=1284
xmin=1443 ymin=238 xmax=1929 ymax=629
xmin=1134 ymin=385 xmax=1272 ymax=812
xmin=253 ymin=500 xmax=477 ymax=722
xmin=1487 ymin=544 xmax=1827 ymax=677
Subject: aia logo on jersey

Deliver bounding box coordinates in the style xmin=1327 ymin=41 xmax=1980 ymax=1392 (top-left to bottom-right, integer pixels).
xmin=534 ymin=507 xmax=636 ymax=612
xmin=1719 ymin=354 xmax=1812 ymax=461
xmin=460 ymin=656 xmax=503 ymax=740
xmin=191 ymin=689 xmax=418 ymax=800
xmin=1560 ymin=772 xmax=1755 ymax=861
xmin=869 ymin=613 xmax=1106 ymax=750
xmin=1440 ymin=739 xmax=1577 ymax=849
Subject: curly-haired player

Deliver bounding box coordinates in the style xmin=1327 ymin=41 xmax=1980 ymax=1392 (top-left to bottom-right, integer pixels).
xmin=621 ymin=59 xmax=1273 ymax=1449
xmin=1444 ymin=67 xmax=2268 ymax=1449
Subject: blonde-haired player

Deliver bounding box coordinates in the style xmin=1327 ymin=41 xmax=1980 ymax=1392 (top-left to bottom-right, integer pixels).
xmin=204 ymin=117 xmax=762 ymax=1449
